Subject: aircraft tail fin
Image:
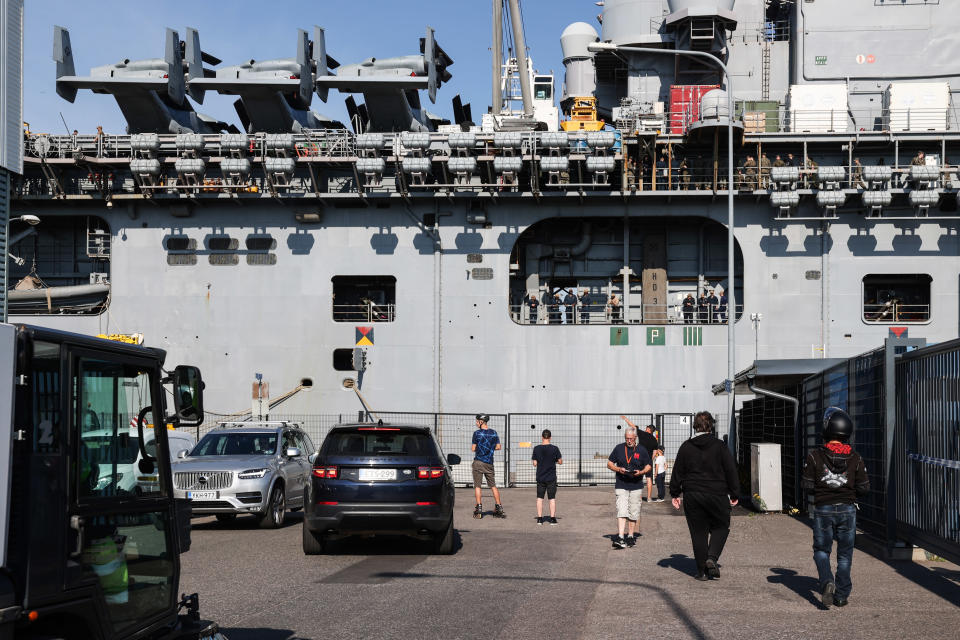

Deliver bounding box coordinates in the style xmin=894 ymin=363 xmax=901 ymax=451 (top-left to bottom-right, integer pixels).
xmin=452 ymin=95 xmax=474 ymax=127
xmin=185 ymin=27 xmax=205 ymax=103
xmin=233 ymin=98 xmax=251 ymax=133
xmin=164 ymin=28 xmax=186 ymax=105
xmin=422 ymin=27 xmax=453 ymax=105
xmin=53 ymin=26 xmax=77 ymax=102
xmin=312 ymin=26 xmax=330 ymax=103
xmin=296 ymin=29 xmax=312 ymax=106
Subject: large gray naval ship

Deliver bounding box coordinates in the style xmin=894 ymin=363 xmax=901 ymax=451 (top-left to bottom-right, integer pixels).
xmin=8 ymin=0 xmax=960 ymax=436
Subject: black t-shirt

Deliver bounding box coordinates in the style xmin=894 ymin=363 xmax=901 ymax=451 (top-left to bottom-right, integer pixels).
xmin=608 ymin=444 xmax=651 ymax=490
xmin=636 ymin=431 xmax=659 ymax=459
xmin=532 ymin=444 xmax=562 ymax=483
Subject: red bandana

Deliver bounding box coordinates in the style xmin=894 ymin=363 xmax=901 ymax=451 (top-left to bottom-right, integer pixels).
xmin=825 ymin=442 xmax=851 ymax=455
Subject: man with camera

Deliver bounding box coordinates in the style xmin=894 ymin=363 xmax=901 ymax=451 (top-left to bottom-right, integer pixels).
xmin=606 ymin=426 xmax=652 ymax=549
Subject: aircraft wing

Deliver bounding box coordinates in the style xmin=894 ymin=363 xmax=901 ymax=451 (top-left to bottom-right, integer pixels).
xmin=189 ymin=77 xmax=303 ymax=94
xmin=315 ymin=76 xmax=428 ymax=93
xmin=56 ymin=76 xmax=169 ymax=92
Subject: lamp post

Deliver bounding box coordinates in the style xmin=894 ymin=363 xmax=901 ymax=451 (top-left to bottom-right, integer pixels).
xmin=3 ymin=214 xmax=41 ymax=322
xmin=751 ymin=312 xmax=763 ymax=362
xmin=587 ymin=42 xmax=737 ymax=445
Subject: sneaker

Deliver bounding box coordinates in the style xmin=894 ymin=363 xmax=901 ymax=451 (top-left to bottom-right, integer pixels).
xmin=473 ymin=504 xmax=483 ymax=519
xmin=548 ymin=517 xmax=558 ymax=526
xmin=625 ymin=535 xmax=636 ymax=547
xmin=821 ymin=582 xmax=835 ymax=609
xmin=694 ymin=573 xmax=710 ymax=582
xmin=612 ymin=536 xmax=627 ymax=550
xmin=494 ymin=504 xmax=506 ymax=519
xmin=833 ymin=597 xmax=848 ymax=607
xmin=705 ymin=558 xmax=720 ymax=579
xmin=536 ymin=516 xmax=543 ymax=526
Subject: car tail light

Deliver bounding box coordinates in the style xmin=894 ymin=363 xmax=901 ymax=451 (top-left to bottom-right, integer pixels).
xmin=316 ymin=501 xmax=338 ymax=505
xmin=417 ymin=466 xmax=444 ymax=479
xmin=312 ymin=466 xmax=338 ymax=478
xmin=416 ymin=501 xmax=438 ymax=506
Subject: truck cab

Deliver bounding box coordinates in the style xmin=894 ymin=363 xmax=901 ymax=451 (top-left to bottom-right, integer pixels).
xmin=0 ymin=324 xmax=221 ymax=639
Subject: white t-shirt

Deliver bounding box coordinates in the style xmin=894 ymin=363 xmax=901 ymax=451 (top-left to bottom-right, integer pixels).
xmin=654 ymin=454 xmax=666 ymax=474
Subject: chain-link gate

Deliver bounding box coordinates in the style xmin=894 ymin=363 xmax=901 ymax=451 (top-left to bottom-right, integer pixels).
xmin=656 ymin=413 xmax=694 ymax=481
xmin=508 ymin=414 xmax=653 ymax=486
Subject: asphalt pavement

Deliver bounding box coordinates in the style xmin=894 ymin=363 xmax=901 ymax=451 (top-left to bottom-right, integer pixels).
xmin=180 ymin=487 xmax=960 ymax=640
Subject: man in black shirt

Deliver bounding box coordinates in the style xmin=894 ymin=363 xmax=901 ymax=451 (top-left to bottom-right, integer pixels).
xmin=564 ymin=290 xmax=577 ymax=325
xmin=606 ymin=427 xmax=652 ymax=549
xmin=527 ymin=294 xmax=539 ymax=324
xmin=682 ymin=294 xmax=695 ymax=324
xmin=579 ymin=289 xmax=591 ymax=324
xmin=531 ymin=429 xmax=563 ymax=525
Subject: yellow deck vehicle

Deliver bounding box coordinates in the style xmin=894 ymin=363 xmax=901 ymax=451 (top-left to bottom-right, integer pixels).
xmin=560 ymin=96 xmax=605 ymax=132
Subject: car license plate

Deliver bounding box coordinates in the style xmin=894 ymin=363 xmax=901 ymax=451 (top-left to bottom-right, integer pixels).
xmin=359 ymin=468 xmax=396 ymax=481
xmin=187 ymin=490 xmax=218 ymax=500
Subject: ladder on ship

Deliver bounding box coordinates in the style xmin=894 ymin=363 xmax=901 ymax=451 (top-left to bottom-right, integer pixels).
xmin=762 ymin=42 xmax=771 ymax=100
xmin=86 ymin=218 xmax=110 ymax=259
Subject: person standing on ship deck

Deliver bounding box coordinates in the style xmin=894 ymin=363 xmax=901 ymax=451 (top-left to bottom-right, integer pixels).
xmin=697 ymin=291 xmax=709 ymax=324
xmin=564 ymin=289 xmax=577 ymax=325
xmin=609 ymin=294 xmax=621 ymax=324
xmin=682 ymin=294 xmax=695 ymax=324
xmin=527 ymin=294 xmax=539 ymax=324
xmin=579 ymin=289 xmax=591 ymax=324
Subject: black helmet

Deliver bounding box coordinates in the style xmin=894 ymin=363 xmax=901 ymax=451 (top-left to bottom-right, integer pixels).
xmin=475 ymin=414 xmax=490 ymax=424
xmin=822 ymin=407 xmax=853 ymax=442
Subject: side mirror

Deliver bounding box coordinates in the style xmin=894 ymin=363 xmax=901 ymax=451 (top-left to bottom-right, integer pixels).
xmin=172 ymin=365 xmax=204 ymax=427
xmin=286 ymin=447 xmax=301 ymax=458
xmin=308 ymin=453 xmax=317 ymax=464
xmin=177 ymin=449 xmax=189 ymax=459
xmin=447 ymin=453 xmax=461 ymax=466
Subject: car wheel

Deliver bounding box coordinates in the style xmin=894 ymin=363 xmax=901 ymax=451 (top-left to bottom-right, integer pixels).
xmin=215 ymin=514 xmax=236 ymax=523
xmin=259 ymin=484 xmax=285 ymax=529
xmin=433 ymin=518 xmax=454 ymax=555
xmin=302 ymin=521 xmax=326 ymax=555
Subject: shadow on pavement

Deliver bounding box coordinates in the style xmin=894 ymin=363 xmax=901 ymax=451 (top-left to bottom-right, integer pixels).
xmin=320 ymin=529 xmax=464 ymax=556
xmin=767 ymin=567 xmax=824 ymax=609
xmin=371 ymin=570 xmax=708 ymax=640
xmin=220 ymin=629 xmax=306 ymax=640
xmin=657 ymin=553 xmax=697 ymax=577
xmin=191 ymin=511 xmax=304 ymax=531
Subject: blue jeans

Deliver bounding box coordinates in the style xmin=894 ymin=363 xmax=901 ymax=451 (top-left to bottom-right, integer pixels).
xmin=813 ymin=504 xmax=856 ymax=598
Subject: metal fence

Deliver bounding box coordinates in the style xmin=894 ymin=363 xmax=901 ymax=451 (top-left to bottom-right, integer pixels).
xmin=894 ymin=339 xmax=960 ymax=563
xmin=742 ymin=336 xmax=960 ymax=563
xmin=194 ymin=411 xmax=711 ymax=488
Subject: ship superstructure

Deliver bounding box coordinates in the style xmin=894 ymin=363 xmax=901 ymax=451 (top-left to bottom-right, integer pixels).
xmin=9 ymin=0 xmax=960 ymax=425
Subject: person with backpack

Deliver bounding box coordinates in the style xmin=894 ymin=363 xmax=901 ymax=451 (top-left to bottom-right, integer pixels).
xmin=802 ymin=407 xmax=870 ymax=609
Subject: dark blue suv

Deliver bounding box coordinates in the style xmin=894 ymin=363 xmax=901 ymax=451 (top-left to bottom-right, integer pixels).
xmin=302 ymin=424 xmax=461 ymax=554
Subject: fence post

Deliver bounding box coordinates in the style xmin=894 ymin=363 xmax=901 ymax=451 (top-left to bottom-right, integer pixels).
xmin=578 ymin=415 xmax=583 ymax=487
xmin=504 ymin=414 xmax=511 ymax=487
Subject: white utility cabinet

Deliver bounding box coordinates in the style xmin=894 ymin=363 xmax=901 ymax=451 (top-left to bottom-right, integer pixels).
xmin=788 ymin=84 xmax=848 ymax=133
xmin=750 ymin=443 xmax=782 ymax=512
xmin=885 ymin=82 xmax=950 ymax=132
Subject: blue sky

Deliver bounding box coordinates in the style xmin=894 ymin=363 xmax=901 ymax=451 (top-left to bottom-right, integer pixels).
xmin=23 ymin=0 xmax=596 ymax=134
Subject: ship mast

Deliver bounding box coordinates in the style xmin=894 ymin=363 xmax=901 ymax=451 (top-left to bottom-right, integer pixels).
xmin=492 ymin=0 xmax=502 ymax=113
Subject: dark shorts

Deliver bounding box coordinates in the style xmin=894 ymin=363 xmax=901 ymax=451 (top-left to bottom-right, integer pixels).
xmin=536 ymin=481 xmax=558 ymax=499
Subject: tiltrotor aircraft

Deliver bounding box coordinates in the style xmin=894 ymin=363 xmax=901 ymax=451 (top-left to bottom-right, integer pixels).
xmin=315 ymin=27 xmax=460 ymax=133
xmin=187 ymin=26 xmax=345 ymax=133
xmin=54 ymin=26 xmax=236 ymax=134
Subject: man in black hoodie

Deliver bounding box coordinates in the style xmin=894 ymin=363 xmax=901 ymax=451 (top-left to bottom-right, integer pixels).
xmin=669 ymin=411 xmax=739 ymax=581
xmin=802 ymin=407 xmax=869 ymax=609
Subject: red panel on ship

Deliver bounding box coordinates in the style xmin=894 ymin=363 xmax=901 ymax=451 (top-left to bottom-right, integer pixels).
xmin=669 ymin=84 xmax=720 ymax=134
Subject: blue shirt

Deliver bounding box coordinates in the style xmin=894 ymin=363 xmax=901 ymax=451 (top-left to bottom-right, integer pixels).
xmin=472 ymin=428 xmax=500 ymax=464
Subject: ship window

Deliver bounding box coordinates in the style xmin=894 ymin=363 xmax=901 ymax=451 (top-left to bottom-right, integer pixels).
xmin=862 ymin=274 xmax=931 ymax=323
xmin=332 ymin=276 xmax=396 ymax=323
xmin=534 ymin=83 xmax=552 ymax=101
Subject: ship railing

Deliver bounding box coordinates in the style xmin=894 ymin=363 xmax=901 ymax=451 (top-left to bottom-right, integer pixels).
xmin=332 ymin=303 xmax=396 ymax=323
xmin=862 ymin=302 xmax=930 ymax=323
xmin=509 ymin=302 xmax=743 ymax=325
